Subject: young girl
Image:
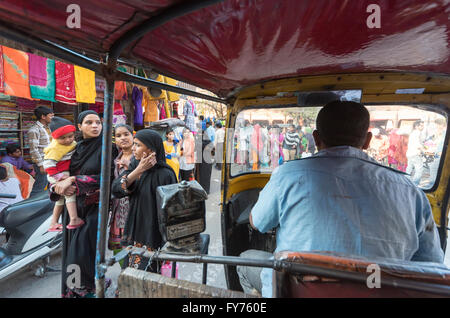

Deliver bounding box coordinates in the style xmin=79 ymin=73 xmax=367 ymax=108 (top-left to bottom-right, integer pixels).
xmin=112 ymin=129 xmax=177 ymax=271
xmin=179 ymin=128 xmax=195 ymax=181
xmin=109 ymin=124 xmax=133 ymax=254
xmin=163 ymin=129 xmax=180 ymax=181
xmin=44 ymin=116 xmax=84 ymax=231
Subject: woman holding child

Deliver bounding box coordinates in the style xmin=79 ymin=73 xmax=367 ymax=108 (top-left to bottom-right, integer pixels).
xmin=53 ymin=110 xmax=117 ymax=298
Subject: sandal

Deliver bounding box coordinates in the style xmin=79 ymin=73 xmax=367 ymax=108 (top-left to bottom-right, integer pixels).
xmin=66 ymin=219 xmax=85 ymax=230
xmin=48 ymin=224 xmax=63 ymax=232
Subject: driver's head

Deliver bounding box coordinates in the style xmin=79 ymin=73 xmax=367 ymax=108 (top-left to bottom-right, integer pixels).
xmin=314 ymin=100 xmax=371 ymax=149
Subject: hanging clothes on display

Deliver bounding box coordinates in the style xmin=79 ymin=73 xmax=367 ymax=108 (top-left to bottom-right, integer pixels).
xmin=28 ymin=53 xmax=56 ymax=102
xmin=159 ymin=100 xmax=167 ymax=120
xmin=132 ymin=86 xmax=143 ymax=126
xmin=114 ymin=81 xmax=127 ymax=100
xmin=183 ymin=99 xmax=197 ymax=133
xmin=114 ymin=66 xmax=128 ymax=101
xmin=55 ymin=60 xmax=76 ymax=105
xmin=164 ymin=98 xmax=171 ymax=119
xmin=113 ymin=102 xmax=127 ymax=126
xmin=74 ymin=65 xmax=96 ymax=104
xmin=95 ymin=76 xmax=106 ymax=103
xmin=172 ymin=102 xmax=179 ymax=118
xmin=2 ymin=46 xmax=32 ymax=99
xmin=89 ymin=101 xmax=104 ymax=114
xmin=142 ymin=88 xmax=159 ymax=125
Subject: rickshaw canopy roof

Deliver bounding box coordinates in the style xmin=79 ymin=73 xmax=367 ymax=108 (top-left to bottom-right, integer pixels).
xmin=0 ymin=0 xmax=449 ymax=97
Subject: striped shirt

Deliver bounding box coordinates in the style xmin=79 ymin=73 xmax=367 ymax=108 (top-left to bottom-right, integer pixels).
xmin=283 ymin=131 xmax=301 ymax=149
xmin=27 ymin=121 xmax=51 ymax=167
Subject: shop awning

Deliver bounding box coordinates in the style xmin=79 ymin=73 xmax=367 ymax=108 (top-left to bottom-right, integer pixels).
xmin=0 ymin=0 xmax=448 ymax=98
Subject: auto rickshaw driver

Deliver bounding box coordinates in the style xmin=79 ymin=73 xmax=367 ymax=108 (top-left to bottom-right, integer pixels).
xmin=237 ymin=100 xmax=444 ymax=298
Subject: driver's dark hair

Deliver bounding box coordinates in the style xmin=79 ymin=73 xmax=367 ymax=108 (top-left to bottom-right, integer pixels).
xmin=316 ymin=100 xmax=370 ymax=148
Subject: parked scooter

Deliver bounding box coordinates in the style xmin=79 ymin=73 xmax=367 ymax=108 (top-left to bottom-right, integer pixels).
xmin=0 ymin=191 xmax=62 ymax=282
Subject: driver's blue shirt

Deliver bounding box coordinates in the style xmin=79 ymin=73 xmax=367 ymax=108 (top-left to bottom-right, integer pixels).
xmin=251 ymin=146 xmax=444 ymax=298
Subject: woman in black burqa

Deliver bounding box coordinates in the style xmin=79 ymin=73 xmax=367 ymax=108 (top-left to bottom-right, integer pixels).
xmin=53 ymin=110 xmax=117 ymax=298
xmin=112 ymin=129 xmax=177 ymax=271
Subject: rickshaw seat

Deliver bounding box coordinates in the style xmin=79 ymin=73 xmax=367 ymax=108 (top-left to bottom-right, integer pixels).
xmin=273 ymin=251 xmax=450 ymax=298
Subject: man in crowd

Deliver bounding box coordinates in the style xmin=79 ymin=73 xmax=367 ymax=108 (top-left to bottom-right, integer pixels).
xmin=206 ymin=121 xmax=215 ymax=144
xmin=28 ymin=106 xmax=54 ymax=197
xmin=237 ymin=101 xmax=443 ymax=297
xmin=282 ymin=124 xmax=301 ymax=161
xmin=214 ymin=121 xmax=225 ymax=170
xmin=1 ymin=144 xmax=34 ymax=175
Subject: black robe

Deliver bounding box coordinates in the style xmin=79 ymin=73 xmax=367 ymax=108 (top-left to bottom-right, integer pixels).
xmin=112 ymin=158 xmax=177 ymax=249
xmin=61 ymin=134 xmax=117 ymax=297
xmin=112 ymin=129 xmax=177 ymax=249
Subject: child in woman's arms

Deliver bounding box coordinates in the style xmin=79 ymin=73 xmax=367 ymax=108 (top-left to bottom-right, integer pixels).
xmin=44 ymin=117 xmax=84 ymax=231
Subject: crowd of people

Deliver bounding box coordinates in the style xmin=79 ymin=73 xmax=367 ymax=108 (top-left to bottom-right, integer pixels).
xmin=0 ymin=103 xmax=447 ymax=297
xmin=232 ymin=121 xmax=316 ymax=172
xmin=0 ymin=105 xmax=227 ymax=297
xmin=366 ymin=119 xmax=446 ymax=186
xmin=231 ymin=117 xmax=446 ymax=187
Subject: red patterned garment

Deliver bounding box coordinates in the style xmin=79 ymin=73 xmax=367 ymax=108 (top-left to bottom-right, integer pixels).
xmin=55 ymin=60 xmax=76 ymax=105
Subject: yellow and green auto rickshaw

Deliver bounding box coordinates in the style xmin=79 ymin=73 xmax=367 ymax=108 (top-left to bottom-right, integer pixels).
xmin=0 ymin=0 xmax=448 ymax=298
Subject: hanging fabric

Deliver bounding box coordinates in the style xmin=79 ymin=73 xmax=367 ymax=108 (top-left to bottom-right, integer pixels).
xmin=115 ymin=66 xmax=128 ymax=101
xmin=142 ymin=88 xmax=159 ymax=125
xmin=132 ymin=86 xmax=143 ymax=126
xmin=163 ymin=98 xmax=171 ymax=119
xmin=2 ymin=46 xmax=32 ymax=99
xmin=74 ymin=65 xmax=96 ymax=104
xmin=55 ymin=60 xmax=76 ymax=105
xmin=28 ymin=53 xmax=56 ymax=102
xmin=159 ymin=100 xmax=166 ymax=120
xmin=113 ymin=101 xmax=127 ymax=126
xmin=89 ymin=101 xmax=104 ymax=114
xmin=95 ymin=76 xmax=106 ymax=103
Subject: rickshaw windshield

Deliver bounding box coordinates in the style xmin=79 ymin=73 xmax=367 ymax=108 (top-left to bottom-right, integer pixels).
xmin=229 ymin=104 xmax=447 ymax=191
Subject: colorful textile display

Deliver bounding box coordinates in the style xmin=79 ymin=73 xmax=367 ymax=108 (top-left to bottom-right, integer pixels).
xmin=159 ymin=100 xmax=166 ymax=120
xmin=2 ymin=46 xmax=32 ymax=99
xmin=28 ymin=53 xmax=56 ymax=102
xmin=132 ymin=86 xmax=143 ymax=126
xmin=16 ymin=97 xmax=37 ymax=112
xmin=89 ymin=102 xmax=104 ymax=114
xmin=142 ymin=88 xmax=159 ymax=124
xmin=74 ymin=65 xmax=96 ymax=104
xmin=115 ymin=81 xmax=127 ymax=100
xmin=0 ymin=46 xmax=4 ymax=93
xmin=114 ymin=66 xmax=128 ymax=100
xmin=55 ymin=60 xmax=76 ymax=105
xmin=95 ymin=76 xmax=106 ymax=103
